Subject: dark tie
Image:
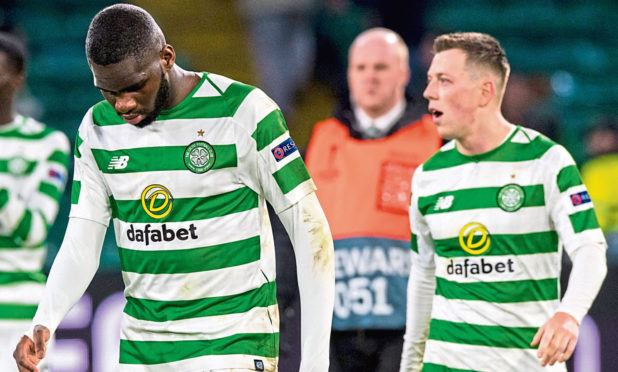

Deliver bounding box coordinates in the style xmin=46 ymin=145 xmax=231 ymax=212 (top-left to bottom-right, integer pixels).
xmin=364 ymin=124 xmax=383 ymax=139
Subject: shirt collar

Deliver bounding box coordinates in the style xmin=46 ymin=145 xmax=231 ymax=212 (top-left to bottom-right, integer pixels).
xmin=0 ymin=114 xmax=22 ymax=132
xmin=353 ymin=100 xmax=406 ymax=133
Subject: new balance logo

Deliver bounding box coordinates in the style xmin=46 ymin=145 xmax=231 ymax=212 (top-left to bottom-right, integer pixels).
xmin=434 ymin=195 xmax=454 ymax=211
xmin=108 ymin=155 xmax=129 ymax=170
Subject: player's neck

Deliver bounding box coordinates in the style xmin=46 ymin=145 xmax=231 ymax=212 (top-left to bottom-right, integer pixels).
xmin=165 ymin=66 xmax=201 ymax=110
xmin=0 ymin=101 xmax=14 ymax=126
xmin=456 ymin=113 xmax=513 ymax=156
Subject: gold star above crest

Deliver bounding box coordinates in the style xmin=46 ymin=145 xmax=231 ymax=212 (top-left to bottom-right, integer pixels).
xmin=511 ymin=174 xmax=516 ymax=179
xmin=197 ymin=129 xmax=205 ymax=137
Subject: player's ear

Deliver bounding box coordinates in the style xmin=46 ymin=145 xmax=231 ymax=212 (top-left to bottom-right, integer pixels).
xmin=478 ymin=78 xmax=495 ymax=107
xmin=159 ymin=44 xmax=175 ymax=72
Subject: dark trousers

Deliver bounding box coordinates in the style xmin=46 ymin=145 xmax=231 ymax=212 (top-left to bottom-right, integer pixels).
xmin=329 ymin=329 xmax=405 ymax=372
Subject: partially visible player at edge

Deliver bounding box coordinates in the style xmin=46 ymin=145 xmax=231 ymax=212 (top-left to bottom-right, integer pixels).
xmin=0 ymin=32 xmax=70 ymax=372
xmin=400 ymin=32 xmax=607 ymax=371
xmin=13 ymin=4 xmax=334 ymax=372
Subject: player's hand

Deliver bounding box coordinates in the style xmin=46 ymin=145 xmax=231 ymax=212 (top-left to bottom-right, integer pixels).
xmin=530 ymin=312 xmax=579 ymax=366
xmin=13 ymin=325 xmax=50 ymax=372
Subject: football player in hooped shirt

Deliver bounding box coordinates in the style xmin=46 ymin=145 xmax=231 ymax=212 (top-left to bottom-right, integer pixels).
xmin=0 ymin=32 xmax=69 ymax=372
xmin=14 ymin=4 xmax=334 ymax=372
xmin=400 ymin=32 xmax=607 ymax=371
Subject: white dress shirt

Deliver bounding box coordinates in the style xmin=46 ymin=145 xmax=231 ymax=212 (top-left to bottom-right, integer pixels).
xmin=353 ymin=100 xmax=406 ymax=138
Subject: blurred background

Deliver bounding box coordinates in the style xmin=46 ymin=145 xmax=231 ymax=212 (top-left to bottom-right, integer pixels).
xmin=1 ymin=0 xmax=616 ymax=371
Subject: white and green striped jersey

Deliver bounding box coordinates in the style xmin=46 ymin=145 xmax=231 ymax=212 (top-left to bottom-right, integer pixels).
xmin=0 ymin=114 xmax=69 ymax=324
xmin=70 ymin=72 xmax=315 ymax=371
xmin=410 ymin=126 xmax=605 ymax=372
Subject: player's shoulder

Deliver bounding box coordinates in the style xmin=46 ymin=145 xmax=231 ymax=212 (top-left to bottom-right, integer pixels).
xmin=515 ymin=126 xmax=573 ymax=166
xmin=16 ymin=114 xmax=48 ymax=135
xmin=75 ymin=105 xmax=102 ymax=148
xmin=512 ymin=125 xmax=556 ymax=152
xmin=201 ymin=72 xmax=266 ymax=109
xmin=17 ymin=115 xmax=69 ymax=147
xmin=89 ymin=99 xmax=123 ymax=128
xmin=200 ymin=73 xmax=284 ymax=142
xmin=420 ymin=140 xmax=458 ymax=172
xmin=85 ymin=100 xmax=130 ymax=135
xmin=201 ymin=72 xmax=254 ymax=96
xmin=199 ymin=72 xmax=282 ymax=135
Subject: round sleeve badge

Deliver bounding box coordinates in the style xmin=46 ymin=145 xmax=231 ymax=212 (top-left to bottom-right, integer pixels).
xmin=497 ymin=183 xmax=526 ymax=212
xmin=183 ymin=141 xmax=216 ymax=173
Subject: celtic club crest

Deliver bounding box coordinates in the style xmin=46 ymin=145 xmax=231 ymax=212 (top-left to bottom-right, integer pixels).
xmin=7 ymin=156 xmax=28 ymax=175
xmin=183 ymin=141 xmax=216 ymax=173
xmin=497 ymin=184 xmax=525 ymax=212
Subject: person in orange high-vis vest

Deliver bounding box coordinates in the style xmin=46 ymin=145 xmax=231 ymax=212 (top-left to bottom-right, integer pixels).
xmin=306 ymin=28 xmax=441 ymax=372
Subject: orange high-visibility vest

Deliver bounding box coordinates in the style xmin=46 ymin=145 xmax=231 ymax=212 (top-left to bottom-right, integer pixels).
xmin=306 ymin=113 xmax=441 ymax=329
xmin=306 ymin=114 xmax=441 ymax=241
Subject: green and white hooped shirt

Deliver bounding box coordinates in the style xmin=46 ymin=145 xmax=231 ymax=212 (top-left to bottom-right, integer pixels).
xmin=70 ymin=72 xmax=315 ymax=371
xmin=0 ymin=115 xmax=69 ymax=324
xmin=410 ymin=126 xmax=605 ymax=372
